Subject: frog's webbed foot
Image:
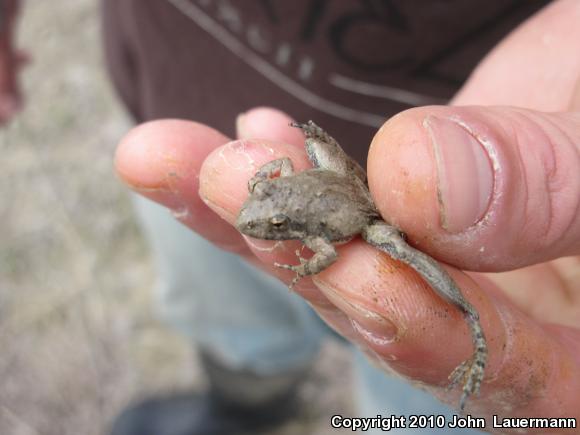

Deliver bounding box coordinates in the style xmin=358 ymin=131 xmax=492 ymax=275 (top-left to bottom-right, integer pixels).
xmin=362 ymin=221 xmax=488 ymax=410
xmin=448 ymin=357 xmax=483 ymax=411
xmin=248 ymin=157 xmax=294 ymax=192
xmin=274 ymin=237 xmax=337 ymax=289
xmin=447 ymin=311 xmax=487 ymax=410
xmin=290 ymin=120 xmax=336 ymax=145
xmin=290 ymin=121 xmax=367 ymax=183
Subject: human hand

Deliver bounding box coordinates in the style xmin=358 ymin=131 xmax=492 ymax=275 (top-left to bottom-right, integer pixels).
xmin=115 ymin=102 xmax=580 ymax=423
xmin=114 ymin=0 xmax=580 ymax=425
xmin=0 ymin=0 xmax=28 ymax=125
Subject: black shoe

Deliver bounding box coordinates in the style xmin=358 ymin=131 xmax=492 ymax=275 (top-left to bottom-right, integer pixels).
xmin=110 ymin=351 xmax=307 ymax=435
xmin=109 ymin=390 xmax=298 ymax=435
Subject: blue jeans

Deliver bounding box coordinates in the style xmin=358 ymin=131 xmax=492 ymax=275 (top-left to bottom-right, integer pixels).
xmin=133 ymin=195 xmax=481 ymax=434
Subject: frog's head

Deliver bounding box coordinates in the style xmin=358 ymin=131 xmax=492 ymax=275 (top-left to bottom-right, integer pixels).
xmin=235 ymin=180 xmax=304 ymax=240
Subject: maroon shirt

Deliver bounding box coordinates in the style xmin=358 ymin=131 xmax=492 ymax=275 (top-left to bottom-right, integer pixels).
xmin=102 ymin=0 xmax=549 ymax=164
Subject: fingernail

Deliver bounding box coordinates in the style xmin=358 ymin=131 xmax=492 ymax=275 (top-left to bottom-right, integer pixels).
xmin=425 ymin=116 xmax=494 ymax=233
xmin=315 ymin=280 xmax=398 ymax=343
xmin=199 ymin=139 xmax=276 ymax=219
xmin=235 ymin=112 xmax=249 ymax=138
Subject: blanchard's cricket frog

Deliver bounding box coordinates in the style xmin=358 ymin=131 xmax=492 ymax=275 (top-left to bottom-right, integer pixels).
xmin=235 ymin=121 xmax=487 ymax=411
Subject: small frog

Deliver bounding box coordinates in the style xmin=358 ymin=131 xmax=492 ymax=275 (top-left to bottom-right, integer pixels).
xmin=235 ymin=121 xmax=487 ymax=410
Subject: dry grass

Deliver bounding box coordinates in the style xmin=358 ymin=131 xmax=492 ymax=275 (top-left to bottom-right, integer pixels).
xmin=0 ymin=2 xmax=352 ymax=434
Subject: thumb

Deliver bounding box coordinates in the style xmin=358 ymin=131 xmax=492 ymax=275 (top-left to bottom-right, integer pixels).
xmin=368 ymin=105 xmax=580 ymax=271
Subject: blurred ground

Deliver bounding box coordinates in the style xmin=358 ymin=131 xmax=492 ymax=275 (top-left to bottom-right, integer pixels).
xmin=0 ymin=1 xmax=352 ymax=434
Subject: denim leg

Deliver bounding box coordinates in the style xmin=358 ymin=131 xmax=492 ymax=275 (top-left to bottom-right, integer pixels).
xmin=132 ymin=195 xmax=324 ymax=376
xmin=352 ymin=349 xmax=484 ymax=434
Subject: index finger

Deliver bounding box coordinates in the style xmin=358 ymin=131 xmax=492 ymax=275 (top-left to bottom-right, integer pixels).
xmin=114 ymin=119 xmax=247 ymax=253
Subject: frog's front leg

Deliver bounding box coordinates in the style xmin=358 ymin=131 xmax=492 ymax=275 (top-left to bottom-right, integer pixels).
xmin=291 ymin=121 xmax=367 ymax=183
xmin=275 ymin=236 xmax=337 ymax=288
xmin=248 ymin=157 xmax=294 ymax=192
xmin=362 ymin=221 xmax=487 ymax=411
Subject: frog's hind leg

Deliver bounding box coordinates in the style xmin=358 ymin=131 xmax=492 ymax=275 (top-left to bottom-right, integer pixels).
xmin=447 ymin=312 xmax=487 ymax=410
xmin=291 ymin=120 xmax=336 ymax=147
xmin=248 ymin=157 xmax=294 ymax=192
xmin=362 ymin=221 xmax=487 ymax=410
xmin=290 ymin=121 xmax=367 ymax=183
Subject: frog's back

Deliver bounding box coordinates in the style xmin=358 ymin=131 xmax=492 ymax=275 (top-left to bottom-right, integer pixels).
xmin=275 ymin=169 xmax=378 ymax=242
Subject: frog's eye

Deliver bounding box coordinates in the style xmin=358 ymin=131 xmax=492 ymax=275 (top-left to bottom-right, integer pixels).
xmin=270 ymin=214 xmax=289 ymax=229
